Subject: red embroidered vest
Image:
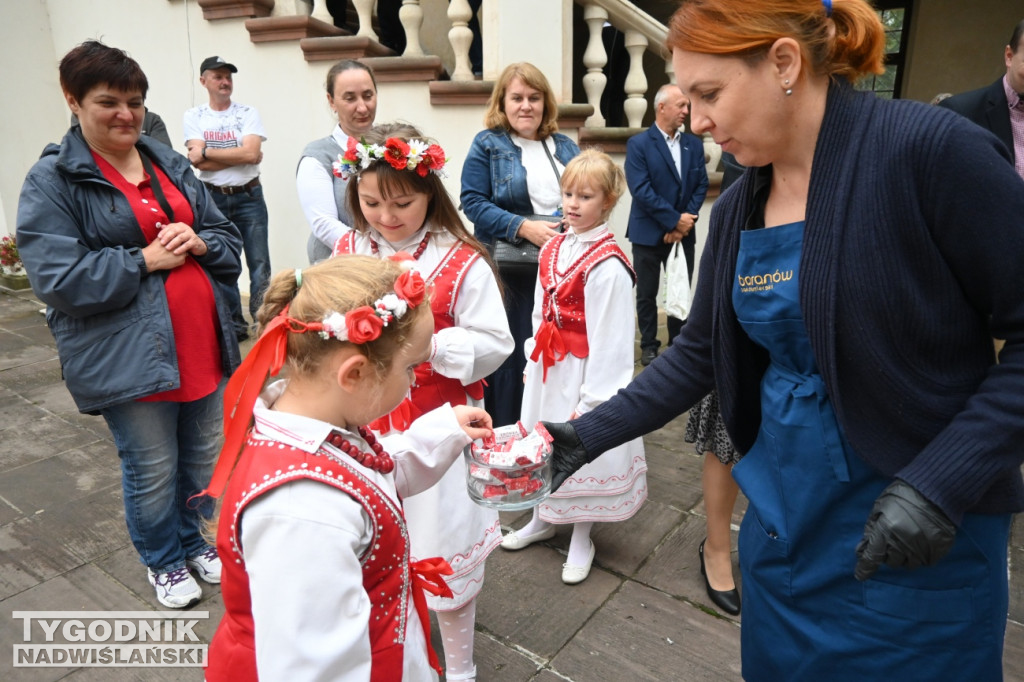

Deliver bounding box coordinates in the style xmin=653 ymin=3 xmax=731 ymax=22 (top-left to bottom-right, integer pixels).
xmin=206 ymin=438 xmax=411 ymax=682
xmin=334 ymin=235 xmax=486 ymax=432
xmin=531 ymin=233 xmax=635 ymax=380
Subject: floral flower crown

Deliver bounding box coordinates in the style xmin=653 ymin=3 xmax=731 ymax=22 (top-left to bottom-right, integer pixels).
xmin=306 ymin=266 xmax=427 ymax=344
xmin=332 ymin=136 xmax=448 ymax=180
xmin=203 ymin=258 xmax=427 ymax=501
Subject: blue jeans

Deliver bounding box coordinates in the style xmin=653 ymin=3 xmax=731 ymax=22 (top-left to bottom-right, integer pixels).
xmin=209 ymin=185 xmax=271 ymax=331
xmin=101 ymin=381 xmax=224 ymax=573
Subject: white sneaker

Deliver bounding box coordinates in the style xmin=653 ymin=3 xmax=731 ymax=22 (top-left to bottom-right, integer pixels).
xmin=186 ymin=546 xmax=222 ymax=584
xmin=147 ymin=567 xmax=202 ymax=609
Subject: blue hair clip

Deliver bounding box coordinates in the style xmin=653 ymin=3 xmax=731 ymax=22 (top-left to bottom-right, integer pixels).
xmin=822 ymin=0 xmax=833 ymax=17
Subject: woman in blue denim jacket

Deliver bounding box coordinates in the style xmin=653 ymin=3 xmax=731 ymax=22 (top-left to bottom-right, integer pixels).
xmin=17 ymin=42 xmax=242 ymax=611
xmin=460 ymin=62 xmax=579 ymax=426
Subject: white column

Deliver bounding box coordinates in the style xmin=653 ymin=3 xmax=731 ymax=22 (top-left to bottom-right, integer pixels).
xmin=493 ymin=0 xmax=571 ymax=101
xmin=352 ymin=0 xmax=378 ymax=40
xmin=480 ymin=0 xmax=499 ymax=81
xmin=581 ymin=3 xmax=608 ymax=127
xmin=448 ymin=0 xmax=474 ymax=81
xmin=273 ymin=0 xmax=312 ymax=17
xmin=665 ymin=57 xmax=675 ymax=85
xmin=309 ymin=0 xmax=332 ymax=22
xmin=623 ymin=29 xmax=649 ymax=128
xmin=399 ymin=0 xmax=425 ymax=57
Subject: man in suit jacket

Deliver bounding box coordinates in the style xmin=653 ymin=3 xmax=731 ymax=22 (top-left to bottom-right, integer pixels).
xmin=940 ymin=18 xmax=1024 ymax=180
xmin=625 ymin=84 xmax=709 ymax=366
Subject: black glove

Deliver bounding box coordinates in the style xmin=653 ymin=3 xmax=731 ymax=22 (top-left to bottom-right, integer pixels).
xmin=854 ymin=480 xmax=956 ymax=582
xmin=542 ymin=421 xmax=590 ymax=492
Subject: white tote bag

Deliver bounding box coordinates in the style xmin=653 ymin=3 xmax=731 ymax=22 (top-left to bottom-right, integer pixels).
xmin=664 ymin=242 xmax=692 ymax=320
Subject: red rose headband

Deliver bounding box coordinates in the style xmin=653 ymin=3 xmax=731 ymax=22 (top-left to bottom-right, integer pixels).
xmin=332 ymin=136 xmax=449 ymax=180
xmin=314 ymin=267 xmax=426 ymax=343
xmin=199 ymin=265 xmax=427 ymax=499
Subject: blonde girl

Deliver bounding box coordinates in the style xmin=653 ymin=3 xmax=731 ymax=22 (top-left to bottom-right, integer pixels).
xmin=331 ymin=124 xmax=512 ymax=682
xmin=502 ymin=150 xmax=647 ymax=584
xmin=203 ymin=256 xmax=491 ymax=681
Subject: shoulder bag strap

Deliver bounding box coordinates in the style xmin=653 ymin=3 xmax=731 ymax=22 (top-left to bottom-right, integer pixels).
xmin=542 ymin=138 xmax=561 ymax=184
xmin=540 ymin=141 xmax=565 ymax=234
xmin=138 ymin=152 xmax=176 ymax=223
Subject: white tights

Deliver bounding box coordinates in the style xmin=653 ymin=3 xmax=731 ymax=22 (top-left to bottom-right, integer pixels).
xmin=437 ymin=599 xmax=477 ymax=681
xmin=567 ymin=521 xmax=594 ymax=566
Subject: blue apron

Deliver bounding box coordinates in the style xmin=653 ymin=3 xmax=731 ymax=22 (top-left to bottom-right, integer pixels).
xmin=730 ymin=222 xmax=1011 ymax=681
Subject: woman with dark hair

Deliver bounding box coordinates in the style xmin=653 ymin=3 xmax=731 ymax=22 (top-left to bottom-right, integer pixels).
xmin=544 ymin=1 xmax=1024 ymax=679
xmin=460 ymin=62 xmax=580 ymax=427
xmin=332 ymin=123 xmax=512 ymax=682
xmin=297 ymin=59 xmax=378 ymax=263
xmin=16 ymin=41 xmax=242 ymax=609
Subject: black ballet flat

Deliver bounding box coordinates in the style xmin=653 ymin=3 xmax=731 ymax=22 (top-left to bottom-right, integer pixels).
xmin=699 ymin=538 xmax=741 ymax=616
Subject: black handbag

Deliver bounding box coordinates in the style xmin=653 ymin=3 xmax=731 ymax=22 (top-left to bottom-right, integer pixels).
xmin=489 ymin=140 xmax=564 ymax=271
xmin=490 ymin=214 xmax=562 ymax=269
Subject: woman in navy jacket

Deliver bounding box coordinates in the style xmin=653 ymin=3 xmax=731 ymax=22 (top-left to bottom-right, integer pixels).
xmin=545 ymin=1 xmax=1024 ymax=679
xmin=17 ymin=41 xmax=242 ymax=611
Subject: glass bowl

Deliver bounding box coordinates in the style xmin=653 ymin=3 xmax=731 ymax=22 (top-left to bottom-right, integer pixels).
xmin=464 ymin=423 xmax=551 ymax=511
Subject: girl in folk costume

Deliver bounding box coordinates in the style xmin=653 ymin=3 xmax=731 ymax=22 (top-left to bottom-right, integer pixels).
xmin=331 ymin=123 xmax=513 ymax=682
xmin=501 ymin=149 xmax=647 ymax=584
xmin=203 ymin=256 xmax=493 ymax=682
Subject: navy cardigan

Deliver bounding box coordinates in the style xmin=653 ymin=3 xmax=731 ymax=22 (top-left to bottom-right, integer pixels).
xmin=574 ymin=81 xmax=1024 ymax=524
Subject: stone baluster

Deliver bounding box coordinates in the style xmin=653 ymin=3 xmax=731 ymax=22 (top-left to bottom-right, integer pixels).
xmin=623 ymin=29 xmax=649 ymax=128
xmin=399 ymin=0 xmax=425 ymax=57
xmin=702 ymin=132 xmax=722 ymax=175
xmin=309 ymin=0 xmax=333 ymax=23
xmin=665 ymin=58 xmax=675 ymax=85
xmin=352 ymin=0 xmax=378 ymax=40
xmin=582 ymin=3 xmax=608 ymax=128
xmin=273 ymin=0 xmax=312 ymax=17
xmin=447 ymin=0 xmax=474 ymax=81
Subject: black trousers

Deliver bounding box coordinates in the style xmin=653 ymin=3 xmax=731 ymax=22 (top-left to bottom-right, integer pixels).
xmin=483 ymin=262 xmax=535 ymax=427
xmin=632 ymin=236 xmax=694 ymax=351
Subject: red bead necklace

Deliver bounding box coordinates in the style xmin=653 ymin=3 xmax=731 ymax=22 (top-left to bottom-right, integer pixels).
xmin=326 ymin=426 xmax=395 ymax=474
xmin=370 ymin=232 xmax=430 ymax=260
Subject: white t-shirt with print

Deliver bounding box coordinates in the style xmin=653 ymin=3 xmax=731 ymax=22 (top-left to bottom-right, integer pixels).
xmin=182 ymin=101 xmax=266 ymax=186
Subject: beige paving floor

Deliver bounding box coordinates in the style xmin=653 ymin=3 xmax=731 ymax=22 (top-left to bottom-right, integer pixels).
xmin=1 ymin=286 xmax=1021 ymax=681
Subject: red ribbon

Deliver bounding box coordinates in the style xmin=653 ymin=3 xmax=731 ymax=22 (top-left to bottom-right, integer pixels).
xmin=465 ymin=378 xmax=485 ymax=401
xmin=409 ymin=557 xmax=454 ymax=675
xmin=368 ymin=396 xmax=418 ymax=435
xmin=530 ymin=320 xmax=567 ymax=382
xmin=200 ymin=310 xmax=305 ymax=499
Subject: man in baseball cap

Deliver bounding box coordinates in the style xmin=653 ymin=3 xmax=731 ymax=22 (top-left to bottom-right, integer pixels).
xmin=184 ymin=56 xmax=269 ymax=342
xmin=198 ymin=56 xmax=237 ymax=74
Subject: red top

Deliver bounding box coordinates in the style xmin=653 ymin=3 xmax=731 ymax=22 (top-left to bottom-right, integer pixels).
xmin=93 ymin=151 xmax=222 ymax=402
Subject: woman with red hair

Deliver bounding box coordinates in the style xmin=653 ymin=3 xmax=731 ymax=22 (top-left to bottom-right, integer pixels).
xmin=544 ymin=1 xmax=1024 ymax=679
